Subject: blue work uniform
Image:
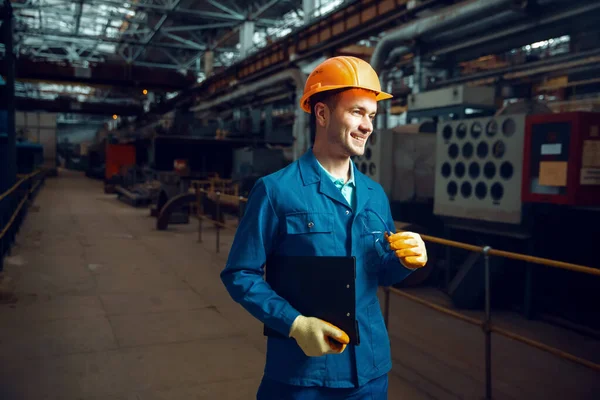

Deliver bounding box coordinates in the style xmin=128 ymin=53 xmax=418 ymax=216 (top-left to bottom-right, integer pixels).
xmin=220 ymin=148 xmax=414 ymax=397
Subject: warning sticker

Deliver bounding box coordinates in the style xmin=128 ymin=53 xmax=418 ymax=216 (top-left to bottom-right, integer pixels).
xmin=582 ymin=140 xmax=600 ymax=167
xmin=580 ymin=168 xmax=600 ymax=185
xmin=539 ymin=161 xmax=568 ymax=187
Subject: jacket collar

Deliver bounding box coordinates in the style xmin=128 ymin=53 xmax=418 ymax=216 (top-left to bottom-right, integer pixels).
xmin=298 ymin=148 xmax=374 ymax=212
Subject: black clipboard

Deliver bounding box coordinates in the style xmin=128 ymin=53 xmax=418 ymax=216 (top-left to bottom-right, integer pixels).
xmin=263 ymin=255 xmax=360 ymax=345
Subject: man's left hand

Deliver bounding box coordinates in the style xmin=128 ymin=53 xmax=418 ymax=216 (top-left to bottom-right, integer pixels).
xmin=385 ymin=231 xmax=427 ymax=269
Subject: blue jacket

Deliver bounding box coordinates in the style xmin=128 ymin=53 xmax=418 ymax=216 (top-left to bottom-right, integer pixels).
xmin=220 ymin=149 xmax=413 ymax=388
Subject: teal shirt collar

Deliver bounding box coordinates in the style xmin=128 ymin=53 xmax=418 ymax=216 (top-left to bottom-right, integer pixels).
xmin=315 ymin=158 xmax=355 ymax=188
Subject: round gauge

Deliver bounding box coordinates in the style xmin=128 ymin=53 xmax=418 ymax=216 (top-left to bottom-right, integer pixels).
xmin=369 ymin=132 xmax=377 ymax=145
xmin=491 ymin=182 xmax=504 ymax=201
xmin=469 ymin=162 xmax=480 ymax=179
xmin=462 ymin=142 xmax=474 ymax=159
xmin=484 ymin=162 xmax=496 ymax=179
xmin=492 ymin=140 xmax=506 ymax=158
xmin=456 ymin=123 xmax=467 ymax=139
xmin=475 ymin=182 xmax=487 ymax=199
xmin=500 ymin=161 xmax=513 ymax=179
xmin=486 ymin=120 xmax=498 ymax=137
xmin=454 ymin=162 xmax=465 ymax=178
xmin=369 ymin=163 xmax=376 ymax=175
xmin=502 ymin=118 xmax=516 ymax=137
xmin=447 ymin=181 xmax=458 ymax=197
xmin=365 ymin=147 xmax=372 ymax=160
xmin=477 ymin=142 xmax=489 ymax=158
xmin=442 ymin=125 xmax=453 ymax=140
xmin=461 ymin=182 xmax=472 ymax=198
xmin=441 ymin=162 xmax=452 ymax=178
xmin=471 ymin=122 xmax=482 ymax=139
xmin=448 ymin=144 xmax=459 ymax=159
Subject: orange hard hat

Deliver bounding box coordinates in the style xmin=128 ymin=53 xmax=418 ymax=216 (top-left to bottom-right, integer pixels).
xmin=299 ymin=56 xmax=393 ymax=113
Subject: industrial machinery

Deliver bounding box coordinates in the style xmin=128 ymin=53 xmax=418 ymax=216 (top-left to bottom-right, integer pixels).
xmin=434 ymin=114 xmax=528 ymax=225
xmin=522 ymin=112 xmax=600 ymax=206
xmin=363 ymin=84 xmax=600 ymax=331
xmin=406 ymin=85 xmax=498 ymax=122
xmin=104 ymin=142 xmax=136 ymax=194
xmin=15 ymin=112 xmax=58 ymax=176
xmin=15 ymin=139 xmax=44 ymax=174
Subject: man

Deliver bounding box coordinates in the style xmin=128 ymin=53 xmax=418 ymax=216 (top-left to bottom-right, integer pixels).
xmin=220 ymin=56 xmax=428 ymax=399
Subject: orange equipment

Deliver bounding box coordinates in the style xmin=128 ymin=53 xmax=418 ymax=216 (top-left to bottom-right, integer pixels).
xmin=105 ymin=143 xmax=136 ymax=181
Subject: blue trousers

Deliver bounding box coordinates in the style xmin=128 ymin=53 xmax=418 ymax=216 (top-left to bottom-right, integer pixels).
xmin=256 ymin=374 xmax=388 ymax=400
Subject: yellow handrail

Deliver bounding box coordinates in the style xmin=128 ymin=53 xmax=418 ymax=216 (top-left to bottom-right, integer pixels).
xmin=0 ymin=169 xmax=43 ymax=240
xmin=193 ymin=188 xmax=600 ymax=388
xmin=410 ymin=232 xmax=598 ymax=276
xmin=197 ymin=190 xmax=594 ymax=276
xmin=0 ymin=170 xmax=40 ymax=203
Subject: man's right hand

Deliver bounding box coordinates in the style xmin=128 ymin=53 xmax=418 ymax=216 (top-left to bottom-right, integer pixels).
xmin=289 ymin=315 xmax=350 ymax=357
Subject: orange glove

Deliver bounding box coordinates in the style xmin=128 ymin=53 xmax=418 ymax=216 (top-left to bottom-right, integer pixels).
xmin=385 ymin=231 xmax=427 ymax=269
xmin=289 ymin=316 xmax=350 ymax=357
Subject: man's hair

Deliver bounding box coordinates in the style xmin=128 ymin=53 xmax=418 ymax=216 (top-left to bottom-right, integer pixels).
xmin=308 ymin=88 xmax=347 ymax=144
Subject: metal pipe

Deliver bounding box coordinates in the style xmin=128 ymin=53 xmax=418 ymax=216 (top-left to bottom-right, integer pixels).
xmin=430 ymin=0 xmax=600 ymax=60
xmin=370 ymin=0 xmax=517 ymax=73
xmin=190 ymin=68 xmax=308 ymax=161
xmin=483 ymin=245 xmax=492 ymax=400
xmin=197 ymin=187 xmax=203 ymax=243
xmin=216 ymin=191 xmax=221 ymax=253
xmin=428 ymin=9 xmax=519 ymax=44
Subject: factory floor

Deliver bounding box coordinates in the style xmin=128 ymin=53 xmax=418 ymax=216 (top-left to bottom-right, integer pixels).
xmin=0 ymin=169 xmax=599 ymax=400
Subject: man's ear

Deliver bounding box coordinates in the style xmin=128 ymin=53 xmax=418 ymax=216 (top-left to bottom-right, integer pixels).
xmin=314 ymin=102 xmax=328 ymax=128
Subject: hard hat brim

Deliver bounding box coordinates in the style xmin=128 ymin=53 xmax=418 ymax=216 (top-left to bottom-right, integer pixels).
xmin=300 ymin=85 xmax=393 ymax=113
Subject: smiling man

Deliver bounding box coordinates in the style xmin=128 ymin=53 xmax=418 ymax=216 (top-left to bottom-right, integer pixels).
xmin=220 ymin=56 xmax=428 ymax=399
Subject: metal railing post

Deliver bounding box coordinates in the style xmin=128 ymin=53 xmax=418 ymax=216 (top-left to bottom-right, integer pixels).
xmin=215 ymin=191 xmax=221 ymax=253
xmin=483 ymin=245 xmax=492 ymax=400
xmin=197 ymin=188 xmax=203 ymax=243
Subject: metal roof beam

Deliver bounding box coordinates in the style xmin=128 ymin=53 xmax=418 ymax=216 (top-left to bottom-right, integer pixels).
xmin=206 ymin=0 xmax=245 ymax=19
xmin=15 ymin=29 xmax=216 ymax=51
xmin=131 ymin=0 xmax=182 ymax=61
xmin=2 ymin=58 xmax=197 ymax=90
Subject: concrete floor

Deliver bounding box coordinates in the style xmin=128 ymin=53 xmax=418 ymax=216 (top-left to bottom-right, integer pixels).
xmin=0 ymin=169 xmax=598 ymax=399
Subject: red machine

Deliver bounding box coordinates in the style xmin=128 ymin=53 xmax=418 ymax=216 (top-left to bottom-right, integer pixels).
xmin=105 ymin=143 xmax=136 ymax=181
xmin=522 ymin=112 xmax=600 ymax=206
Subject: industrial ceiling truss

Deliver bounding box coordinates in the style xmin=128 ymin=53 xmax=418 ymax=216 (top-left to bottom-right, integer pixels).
xmin=10 ymin=0 xmax=350 ymax=75
xmin=5 ymin=0 xmax=355 ymax=115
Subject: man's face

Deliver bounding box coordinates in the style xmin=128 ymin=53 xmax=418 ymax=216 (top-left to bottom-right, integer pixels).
xmin=321 ymin=89 xmax=377 ymax=158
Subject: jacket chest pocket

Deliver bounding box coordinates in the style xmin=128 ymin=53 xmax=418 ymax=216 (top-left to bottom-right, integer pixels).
xmin=357 ymin=212 xmax=388 ymax=271
xmin=283 ymin=212 xmax=334 ymax=254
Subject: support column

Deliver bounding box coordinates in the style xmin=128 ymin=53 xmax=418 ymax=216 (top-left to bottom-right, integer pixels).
xmin=0 ymin=0 xmax=16 ymax=192
xmin=204 ymin=50 xmax=214 ymax=77
xmin=303 ymin=0 xmax=316 ymax=24
xmin=240 ymin=21 xmax=255 ymax=59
